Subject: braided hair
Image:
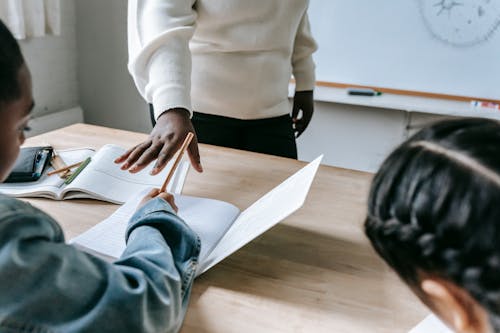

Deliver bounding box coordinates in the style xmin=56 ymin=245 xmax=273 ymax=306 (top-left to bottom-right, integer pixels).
xmin=0 ymin=19 xmax=25 ymax=104
xmin=365 ymin=118 xmax=500 ymax=330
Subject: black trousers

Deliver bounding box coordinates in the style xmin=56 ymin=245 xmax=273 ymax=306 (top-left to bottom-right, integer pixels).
xmin=150 ymin=105 xmax=297 ymax=159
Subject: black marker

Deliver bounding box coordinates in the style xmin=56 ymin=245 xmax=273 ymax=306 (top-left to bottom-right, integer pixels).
xmin=347 ymin=88 xmax=382 ymax=96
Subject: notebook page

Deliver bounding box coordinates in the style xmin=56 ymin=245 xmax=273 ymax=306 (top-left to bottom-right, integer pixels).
xmin=70 ymin=194 xmax=136 ymax=259
xmin=70 ymin=188 xmax=240 ymax=265
xmin=408 ymin=314 xmax=452 ymax=333
xmin=199 ymin=155 xmax=323 ymax=274
xmin=65 ymin=144 xmax=188 ymax=203
xmin=0 ymin=148 xmax=94 ymax=199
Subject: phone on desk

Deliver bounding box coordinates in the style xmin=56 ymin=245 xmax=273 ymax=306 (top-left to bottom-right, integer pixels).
xmin=3 ymin=146 xmax=53 ymax=183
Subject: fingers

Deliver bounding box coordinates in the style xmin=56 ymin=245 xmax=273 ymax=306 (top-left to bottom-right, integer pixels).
xmin=158 ymin=192 xmax=178 ymax=212
xmin=152 ymin=131 xmax=203 ymax=174
xmin=138 ymin=188 xmax=161 ymax=208
xmin=292 ymin=106 xmax=304 ymax=137
xmin=114 ymin=144 xmax=138 ymax=163
xmin=291 ymin=102 xmax=300 ymax=121
xmin=292 ymin=105 xmax=300 ymax=137
xmin=118 ymin=136 xmax=176 ymax=174
xmin=152 ymin=144 xmax=178 ymax=175
xmin=295 ymin=113 xmax=313 ymax=138
xmin=119 ymin=109 xmax=200 ymax=175
xmin=139 ymin=188 xmax=179 ymax=213
xmin=187 ymin=134 xmax=203 ymax=173
xmin=119 ymin=140 xmax=152 ymax=171
xmin=301 ymin=107 xmax=314 ymax=130
xmin=295 ymin=119 xmax=306 ymax=138
xmin=294 ymin=103 xmax=314 ymax=138
xmin=146 ymin=188 xmax=160 ymax=198
xmin=130 ymin=140 xmax=164 ymax=173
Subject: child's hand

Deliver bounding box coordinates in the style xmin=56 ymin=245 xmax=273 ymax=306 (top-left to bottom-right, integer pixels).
xmin=138 ymin=188 xmax=178 ymax=213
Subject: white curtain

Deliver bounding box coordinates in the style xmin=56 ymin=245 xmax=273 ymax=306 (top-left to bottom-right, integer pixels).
xmin=0 ymin=0 xmax=60 ymax=39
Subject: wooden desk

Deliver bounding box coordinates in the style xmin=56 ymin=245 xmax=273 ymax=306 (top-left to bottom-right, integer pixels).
xmin=25 ymin=124 xmax=428 ymax=332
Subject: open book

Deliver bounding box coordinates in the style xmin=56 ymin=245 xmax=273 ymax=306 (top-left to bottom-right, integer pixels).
xmin=71 ymin=156 xmax=323 ymax=276
xmin=0 ymin=144 xmax=189 ymax=204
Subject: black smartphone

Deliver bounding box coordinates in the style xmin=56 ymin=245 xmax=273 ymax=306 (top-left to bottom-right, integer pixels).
xmin=3 ymin=146 xmax=53 ymax=183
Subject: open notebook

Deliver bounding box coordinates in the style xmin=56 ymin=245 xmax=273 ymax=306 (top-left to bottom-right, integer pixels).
xmin=71 ymin=156 xmax=323 ymax=276
xmin=0 ymin=144 xmax=189 ymax=204
xmin=409 ymin=314 xmax=452 ymax=333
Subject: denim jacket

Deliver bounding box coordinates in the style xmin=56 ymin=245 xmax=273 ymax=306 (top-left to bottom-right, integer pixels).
xmin=0 ymin=194 xmax=200 ymax=333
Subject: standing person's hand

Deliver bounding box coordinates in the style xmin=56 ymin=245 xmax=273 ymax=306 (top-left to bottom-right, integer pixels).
xmin=138 ymin=188 xmax=178 ymax=212
xmin=115 ymin=108 xmax=203 ymax=174
xmin=291 ymin=90 xmax=314 ymax=138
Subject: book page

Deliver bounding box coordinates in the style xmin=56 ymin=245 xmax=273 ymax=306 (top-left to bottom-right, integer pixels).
xmin=199 ymin=156 xmax=323 ymax=274
xmin=64 ymin=144 xmax=188 ymax=204
xmin=0 ymin=148 xmax=94 ymax=199
xmin=70 ymin=188 xmax=240 ymax=268
xmin=408 ymin=314 xmax=452 ymax=333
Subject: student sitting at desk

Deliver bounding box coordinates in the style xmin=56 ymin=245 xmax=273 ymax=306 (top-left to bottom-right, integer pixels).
xmin=365 ymin=118 xmax=500 ymax=333
xmin=0 ymin=20 xmax=199 ymax=332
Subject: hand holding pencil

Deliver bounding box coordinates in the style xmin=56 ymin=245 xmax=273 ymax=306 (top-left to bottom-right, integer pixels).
xmin=138 ymin=132 xmax=194 ymax=213
xmin=139 ymin=188 xmax=178 ymax=212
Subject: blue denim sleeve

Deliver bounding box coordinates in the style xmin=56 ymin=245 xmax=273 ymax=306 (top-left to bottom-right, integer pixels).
xmin=0 ymin=195 xmax=200 ymax=333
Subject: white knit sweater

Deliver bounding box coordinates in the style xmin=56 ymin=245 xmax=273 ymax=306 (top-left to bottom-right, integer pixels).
xmin=128 ymin=0 xmax=317 ymax=120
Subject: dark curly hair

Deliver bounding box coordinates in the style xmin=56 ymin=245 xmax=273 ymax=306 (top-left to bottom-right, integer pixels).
xmin=0 ymin=19 xmax=25 ymax=104
xmin=365 ymin=118 xmax=500 ymax=330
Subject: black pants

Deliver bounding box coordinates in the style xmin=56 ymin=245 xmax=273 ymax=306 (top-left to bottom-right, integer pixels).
xmin=150 ymin=105 xmax=297 ymax=159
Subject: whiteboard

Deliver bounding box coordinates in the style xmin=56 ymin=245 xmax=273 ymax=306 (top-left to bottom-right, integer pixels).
xmin=308 ymin=0 xmax=500 ymax=101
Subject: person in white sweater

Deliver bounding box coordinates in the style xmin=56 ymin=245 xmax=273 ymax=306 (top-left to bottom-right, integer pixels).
xmin=116 ymin=0 xmax=317 ymax=175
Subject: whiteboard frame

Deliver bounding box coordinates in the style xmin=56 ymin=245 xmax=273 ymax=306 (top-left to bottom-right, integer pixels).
xmin=289 ymin=83 xmax=500 ymax=120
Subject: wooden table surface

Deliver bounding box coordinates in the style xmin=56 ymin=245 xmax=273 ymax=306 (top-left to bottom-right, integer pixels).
xmin=24 ymin=124 xmax=428 ymax=333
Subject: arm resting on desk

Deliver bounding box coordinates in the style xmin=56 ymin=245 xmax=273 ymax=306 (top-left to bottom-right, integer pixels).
xmin=0 ymin=195 xmax=200 ymax=333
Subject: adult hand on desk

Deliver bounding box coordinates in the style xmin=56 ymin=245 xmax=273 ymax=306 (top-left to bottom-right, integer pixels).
xmin=115 ymin=108 xmax=203 ymax=174
xmin=292 ymin=90 xmax=314 ymax=138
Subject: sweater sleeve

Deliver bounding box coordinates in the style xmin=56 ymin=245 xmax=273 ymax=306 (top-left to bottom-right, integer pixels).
xmin=127 ymin=0 xmax=196 ymax=119
xmin=0 ymin=197 xmax=200 ymax=333
xmin=291 ymin=9 xmax=318 ymax=92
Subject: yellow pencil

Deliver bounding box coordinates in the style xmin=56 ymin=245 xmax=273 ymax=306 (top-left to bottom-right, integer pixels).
xmin=47 ymin=160 xmax=83 ymax=176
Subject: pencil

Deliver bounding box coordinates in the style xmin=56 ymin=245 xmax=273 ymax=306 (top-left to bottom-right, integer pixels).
xmin=64 ymin=157 xmax=92 ymax=185
xmin=160 ymin=132 xmax=194 ymax=193
xmin=48 ymin=160 xmax=83 ymax=176
xmin=50 ymin=150 xmax=71 ymax=178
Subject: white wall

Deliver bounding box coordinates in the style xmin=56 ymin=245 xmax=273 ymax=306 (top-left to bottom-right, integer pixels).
xmin=19 ymin=0 xmax=79 ymax=118
xmin=297 ymin=103 xmax=407 ymax=172
xmin=75 ymin=0 xmax=151 ymax=133
xmin=296 ymin=104 xmax=454 ymax=172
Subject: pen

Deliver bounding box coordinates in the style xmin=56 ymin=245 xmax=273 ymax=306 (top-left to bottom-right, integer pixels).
xmin=347 ymin=88 xmax=382 ymax=96
xmin=160 ymin=132 xmax=194 ymax=193
xmin=64 ymin=157 xmax=91 ymax=185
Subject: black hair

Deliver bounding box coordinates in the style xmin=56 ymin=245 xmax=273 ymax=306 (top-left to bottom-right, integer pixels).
xmin=0 ymin=19 xmax=25 ymax=104
xmin=364 ymin=118 xmax=500 ymax=330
